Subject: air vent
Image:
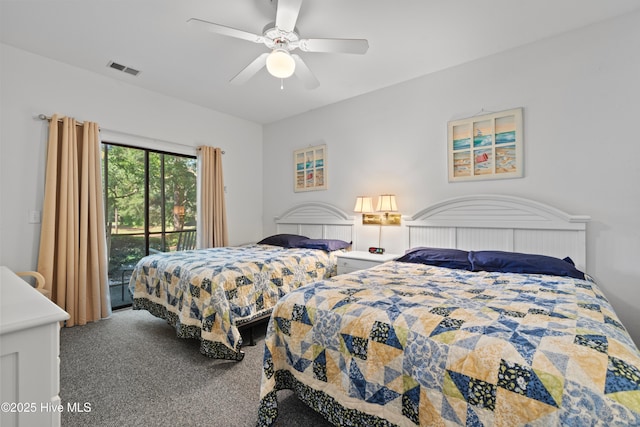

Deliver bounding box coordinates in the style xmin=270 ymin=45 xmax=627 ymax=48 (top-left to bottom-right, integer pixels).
xmin=107 ymin=61 xmax=141 ymax=77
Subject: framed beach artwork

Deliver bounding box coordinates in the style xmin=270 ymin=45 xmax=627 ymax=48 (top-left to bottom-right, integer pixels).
xmin=447 ymin=107 xmax=523 ymax=182
xmin=294 ymin=144 xmax=327 ymax=192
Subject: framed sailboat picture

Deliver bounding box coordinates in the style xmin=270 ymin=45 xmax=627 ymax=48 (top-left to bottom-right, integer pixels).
xmin=447 ymin=108 xmax=523 ymax=182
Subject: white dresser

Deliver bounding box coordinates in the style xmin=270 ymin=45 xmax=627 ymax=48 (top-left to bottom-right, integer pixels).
xmin=336 ymin=251 xmax=400 ymax=275
xmin=0 ymin=266 xmax=69 ymax=427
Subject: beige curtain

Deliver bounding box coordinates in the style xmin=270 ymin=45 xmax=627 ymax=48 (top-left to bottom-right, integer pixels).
xmin=198 ymin=146 xmax=228 ymax=248
xmin=37 ymin=114 xmax=111 ymax=326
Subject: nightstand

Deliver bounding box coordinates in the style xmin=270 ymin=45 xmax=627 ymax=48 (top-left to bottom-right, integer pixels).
xmin=336 ymin=251 xmax=400 ymax=275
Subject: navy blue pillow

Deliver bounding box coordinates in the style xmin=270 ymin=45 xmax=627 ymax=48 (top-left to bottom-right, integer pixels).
xmin=296 ymin=239 xmax=352 ymax=251
xmin=396 ymin=247 xmax=472 ymax=271
xmin=468 ymin=250 xmax=585 ymax=280
xmin=257 ymin=234 xmax=309 ymax=248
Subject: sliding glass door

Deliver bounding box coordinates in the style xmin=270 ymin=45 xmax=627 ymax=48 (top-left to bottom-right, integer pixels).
xmin=102 ymin=143 xmax=197 ymax=309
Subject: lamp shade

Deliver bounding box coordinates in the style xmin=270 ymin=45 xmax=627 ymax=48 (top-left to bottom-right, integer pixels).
xmin=376 ymin=194 xmax=398 ymax=212
xmin=354 ymin=196 xmax=374 ymax=213
xmin=266 ymin=49 xmax=295 ymax=78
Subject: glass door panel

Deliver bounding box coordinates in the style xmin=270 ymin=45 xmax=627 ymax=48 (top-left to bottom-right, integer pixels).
xmin=104 ymin=144 xmax=146 ymax=309
xmin=103 ymin=144 xmax=197 ymax=310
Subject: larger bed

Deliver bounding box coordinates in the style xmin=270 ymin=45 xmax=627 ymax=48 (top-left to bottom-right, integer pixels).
xmin=257 ymin=195 xmax=640 ymax=425
xmin=129 ymin=202 xmax=354 ymax=360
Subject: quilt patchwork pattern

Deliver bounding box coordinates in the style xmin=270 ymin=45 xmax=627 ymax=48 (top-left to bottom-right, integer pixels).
xmin=129 ymin=244 xmax=337 ymax=359
xmin=258 ymin=262 xmax=640 ymax=426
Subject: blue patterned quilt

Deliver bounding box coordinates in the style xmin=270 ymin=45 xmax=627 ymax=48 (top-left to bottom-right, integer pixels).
xmin=129 ymin=244 xmax=337 ymax=360
xmin=258 ymin=261 xmax=640 ymax=426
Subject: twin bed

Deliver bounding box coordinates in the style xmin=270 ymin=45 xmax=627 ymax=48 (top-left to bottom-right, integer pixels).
xmin=129 ymin=195 xmax=640 ymax=425
xmin=128 ymin=202 xmax=355 ymax=360
xmin=257 ymin=195 xmax=640 ymax=426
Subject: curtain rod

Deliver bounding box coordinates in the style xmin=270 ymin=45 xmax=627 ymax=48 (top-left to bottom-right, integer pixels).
xmin=37 ymin=113 xmax=84 ymax=126
xmin=36 ymin=114 xmax=224 ymax=154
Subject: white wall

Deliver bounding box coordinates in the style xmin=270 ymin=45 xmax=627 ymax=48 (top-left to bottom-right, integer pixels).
xmin=0 ymin=44 xmax=263 ymax=272
xmin=263 ymin=12 xmax=640 ymax=345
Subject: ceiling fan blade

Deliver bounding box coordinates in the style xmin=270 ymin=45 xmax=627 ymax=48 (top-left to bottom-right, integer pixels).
xmin=187 ymin=18 xmax=264 ymax=44
xmin=299 ymin=38 xmax=369 ymax=54
xmin=275 ymin=0 xmax=303 ymax=32
xmin=230 ymin=53 xmax=269 ymax=85
xmin=292 ymin=54 xmax=319 ymax=90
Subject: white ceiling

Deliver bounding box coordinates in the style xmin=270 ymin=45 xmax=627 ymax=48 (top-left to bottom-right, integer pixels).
xmin=2 ymin=0 xmax=639 ymax=124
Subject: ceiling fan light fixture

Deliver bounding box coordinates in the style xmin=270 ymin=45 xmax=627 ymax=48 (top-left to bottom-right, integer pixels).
xmin=266 ymin=48 xmax=295 ymax=78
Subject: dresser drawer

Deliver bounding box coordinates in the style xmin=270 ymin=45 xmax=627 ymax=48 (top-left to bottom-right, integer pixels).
xmin=337 ymin=258 xmax=382 ymax=275
xmin=336 ymin=251 xmax=400 ymax=275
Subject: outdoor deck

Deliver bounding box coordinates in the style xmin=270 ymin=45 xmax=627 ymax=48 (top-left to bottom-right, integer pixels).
xmin=110 ymin=276 xmax=133 ymax=309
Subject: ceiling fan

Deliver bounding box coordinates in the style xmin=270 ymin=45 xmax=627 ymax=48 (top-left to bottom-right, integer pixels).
xmin=187 ymin=0 xmax=369 ymax=89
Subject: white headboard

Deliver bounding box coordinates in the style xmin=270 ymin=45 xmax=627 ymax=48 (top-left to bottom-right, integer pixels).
xmin=275 ymin=202 xmax=355 ymax=244
xmin=405 ymin=195 xmax=590 ymax=271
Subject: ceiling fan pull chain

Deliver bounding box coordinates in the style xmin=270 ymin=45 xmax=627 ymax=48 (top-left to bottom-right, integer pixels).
xmin=280 ymin=79 xmax=284 ymax=90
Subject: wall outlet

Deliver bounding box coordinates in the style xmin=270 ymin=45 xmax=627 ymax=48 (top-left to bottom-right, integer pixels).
xmin=28 ymin=210 xmax=41 ymax=224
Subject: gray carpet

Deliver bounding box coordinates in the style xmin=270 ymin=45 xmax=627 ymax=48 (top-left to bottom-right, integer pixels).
xmin=59 ymin=308 xmax=333 ymax=427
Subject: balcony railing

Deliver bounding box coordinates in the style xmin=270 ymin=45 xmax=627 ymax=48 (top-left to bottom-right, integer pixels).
xmin=107 ymin=229 xmax=196 ymax=309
